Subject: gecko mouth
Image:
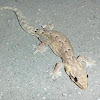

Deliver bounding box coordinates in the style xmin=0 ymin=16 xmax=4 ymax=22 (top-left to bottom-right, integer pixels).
xmin=69 ymin=74 xmax=88 ymax=90
xmin=74 ymin=81 xmax=88 ymax=90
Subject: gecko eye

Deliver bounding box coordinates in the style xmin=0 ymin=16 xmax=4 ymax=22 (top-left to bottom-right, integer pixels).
xmin=74 ymin=77 xmax=78 ymax=82
xmin=87 ymin=74 xmax=88 ymax=78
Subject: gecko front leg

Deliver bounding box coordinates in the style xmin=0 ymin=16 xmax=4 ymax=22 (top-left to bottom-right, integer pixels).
xmin=77 ymin=55 xmax=95 ymax=67
xmin=51 ymin=62 xmax=64 ymax=79
xmin=33 ymin=24 xmax=54 ymax=55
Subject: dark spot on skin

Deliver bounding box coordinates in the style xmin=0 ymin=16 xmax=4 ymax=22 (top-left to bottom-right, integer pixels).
xmin=68 ymin=48 xmax=71 ymax=50
xmin=74 ymin=77 xmax=78 ymax=82
xmin=43 ymin=30 xmax=46 ymax=31
xmin=38 ymin=37 xmax=39 ymax=40
xmin=77 ymin=55 xmax=80 ymax=59
xmin=65 ymin=40 xmax=67 ymax=42
xmin=87 ymin=74 xmax=88 ymax=78
xmin=36 ymin=29 xmax=39 ymax=30
xmin=35 ymin=31 xmax=37 ymax=32
xmin=64 ymin=68 xmax=66 ymax=72
xmin=65 ymin=51 xmax=67 ymax=52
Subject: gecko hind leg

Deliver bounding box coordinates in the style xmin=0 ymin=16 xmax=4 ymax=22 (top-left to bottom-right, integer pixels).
xmin=77 ymin=55 xmax=96 ymax=67
xmin=33 ymin=42 xmax=48 ymax=55
xmin=50 ymin=62 xmax=64 ymax=79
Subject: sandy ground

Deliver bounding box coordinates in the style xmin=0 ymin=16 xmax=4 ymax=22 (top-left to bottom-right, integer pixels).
xmin=0 ymin=0 xmax=100 ymax=100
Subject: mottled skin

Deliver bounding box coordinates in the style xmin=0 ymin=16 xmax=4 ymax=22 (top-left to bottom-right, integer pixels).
xmin=0 ymin=7 xmax=94 ymax=89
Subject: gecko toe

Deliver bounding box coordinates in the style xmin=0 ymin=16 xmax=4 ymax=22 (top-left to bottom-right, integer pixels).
xmin=50 ymin=71 xmax=62 ymax=79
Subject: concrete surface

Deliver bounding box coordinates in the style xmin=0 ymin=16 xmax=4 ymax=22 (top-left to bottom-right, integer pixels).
xmin=0 ymin=0 xmax=100 ymax=100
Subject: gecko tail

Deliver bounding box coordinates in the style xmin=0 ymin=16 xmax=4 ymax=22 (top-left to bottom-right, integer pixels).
xmin=0 ymin=6 xmax=39 ymax=37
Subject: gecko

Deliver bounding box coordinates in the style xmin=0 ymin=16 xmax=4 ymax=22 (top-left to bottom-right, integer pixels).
xmin=0 ymin=6 xmax=95 ymax=90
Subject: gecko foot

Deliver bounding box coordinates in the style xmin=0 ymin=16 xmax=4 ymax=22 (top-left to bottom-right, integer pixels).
xmin=42 ymin=23 xmax=54 ymax=30
xmin=85 ymin=58 xmax=95 ymax=67
xmin=32 ymin=42 xmax=48 ymax=55
xmin=50 ymin=71 xmax=62 ymax=79
xmin=77 ymin=55 xmax=96 ymax=67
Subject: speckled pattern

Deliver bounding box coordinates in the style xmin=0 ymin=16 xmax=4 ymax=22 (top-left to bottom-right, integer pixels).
xmin=0 ymin=0 xmax=100 ymax=100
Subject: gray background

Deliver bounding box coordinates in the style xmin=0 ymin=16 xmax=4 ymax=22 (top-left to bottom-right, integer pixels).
xmin=0 ymin=0 xmax=100 ymax=100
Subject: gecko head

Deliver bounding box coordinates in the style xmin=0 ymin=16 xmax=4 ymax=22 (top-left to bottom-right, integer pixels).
xmin=64 ymin=62 xmax=88 ymax=90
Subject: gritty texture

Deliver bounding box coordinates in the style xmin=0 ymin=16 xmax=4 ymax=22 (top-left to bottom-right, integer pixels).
xmin=0 ymin=0 xmax=100 ymax=100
